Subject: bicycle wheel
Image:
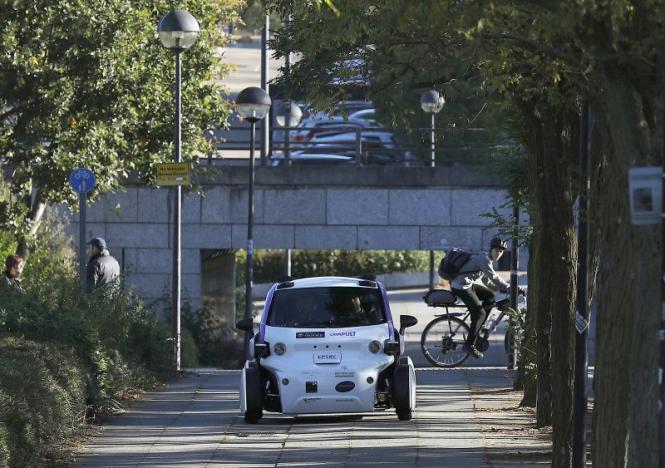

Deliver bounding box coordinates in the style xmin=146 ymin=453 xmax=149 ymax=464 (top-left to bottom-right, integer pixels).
xmin=420 ymin=315 xmax=471 ymax=368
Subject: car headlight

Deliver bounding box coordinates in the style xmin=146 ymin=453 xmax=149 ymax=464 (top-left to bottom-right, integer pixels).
xmin=274 ymin=342 xmax=287 ymax=356
xmin=368 ymin=340 xmax=382 ymax=354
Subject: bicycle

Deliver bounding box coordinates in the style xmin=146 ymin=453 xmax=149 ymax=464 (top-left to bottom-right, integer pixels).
xmin=420 ymin=288 xmax=526 ymax=368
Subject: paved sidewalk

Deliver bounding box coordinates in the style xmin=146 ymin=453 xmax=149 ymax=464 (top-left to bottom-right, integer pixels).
xmin=73 ymin=368 xmax=550 ymax=467
xmin=464 ymin=370 xmax=552 ymax=467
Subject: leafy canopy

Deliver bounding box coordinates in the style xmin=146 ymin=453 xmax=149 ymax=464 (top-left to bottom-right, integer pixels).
xmin=0 ymin=0 xmax=241 ymax=234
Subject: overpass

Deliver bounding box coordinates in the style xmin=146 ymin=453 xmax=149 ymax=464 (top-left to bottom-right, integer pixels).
xmin=65 ymin=164 xmax=514 ymax=316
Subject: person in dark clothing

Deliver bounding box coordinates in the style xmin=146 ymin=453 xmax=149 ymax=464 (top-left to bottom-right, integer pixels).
xmin=86 ymin=237 xmax=120 ymax=295
xmin=450 ymin=237 xmax=513 ymax=359
xmin=1 ymin=254 xmax=25 ymax=294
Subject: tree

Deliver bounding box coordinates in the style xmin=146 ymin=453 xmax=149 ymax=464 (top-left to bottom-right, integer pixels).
xmin=266 ymin=1 xmax=664 ymax=466
xmin=0 ymin=0 xmax=242 ymax=256
xmin=267 ymin=0 xmax=577 ymax=460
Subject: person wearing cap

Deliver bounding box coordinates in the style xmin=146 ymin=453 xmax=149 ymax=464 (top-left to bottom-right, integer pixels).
xmin=450 ymin=237 xmax=514 ymax=359
xmin=1 ymin=254 xmax=25 ymax=295
xmin=86 ymin=237 xmax=120 ymax=295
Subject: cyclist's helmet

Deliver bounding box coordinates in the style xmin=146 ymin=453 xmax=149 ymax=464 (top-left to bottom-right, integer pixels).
xmin=490 ymin=237 xmax=508 ymax=250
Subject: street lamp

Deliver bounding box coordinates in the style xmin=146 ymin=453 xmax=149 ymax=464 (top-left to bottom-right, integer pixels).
xmin=158 ymin=9 xmax=199 ymax=373
xmin=236 ymin=86 xmax=271 ymax=357
xmin=420 ymin=90 xmax=445 ymax=167
xmin=275 ymin=100 xmax=302 ymax=277
xmin=421 ymin=90 xmax=445 ymax=290
xmin=275 ymin=100 xmax=303 ymax=165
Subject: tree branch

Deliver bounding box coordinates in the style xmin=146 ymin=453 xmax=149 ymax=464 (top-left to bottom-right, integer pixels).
xmin=473 ymin=31 xmax=584 ymax=69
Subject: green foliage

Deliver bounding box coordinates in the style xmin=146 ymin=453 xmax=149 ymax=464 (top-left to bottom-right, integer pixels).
xmin=0 ymin=208 xmax=180 ymax=464
xmin=237 ymin=249 xmax=431 ymax=284
xmin=239 ymin=0 xmax=282 ymax=33
xmin=0 ymin=338 xmax=87 ymax=468
xmin=268 ymin=0 xmax=519 ymax=168
xmin=0 ymin=0 xmax=241 ymax=243
xmin=182 ymin=303 xmax=243 ymax=368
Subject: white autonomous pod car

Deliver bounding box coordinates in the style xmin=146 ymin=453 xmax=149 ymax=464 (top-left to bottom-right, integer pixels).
xmin=236 ymin=276 xmax=418 ymax=423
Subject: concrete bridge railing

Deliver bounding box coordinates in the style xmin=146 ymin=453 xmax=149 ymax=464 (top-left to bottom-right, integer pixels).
xmin=64 ymin=165 xmax=518 ymax=313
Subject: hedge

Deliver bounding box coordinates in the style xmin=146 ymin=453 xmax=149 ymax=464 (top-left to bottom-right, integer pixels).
xmin=0 ymin=338 xmax=86 ymax=468
xmin=0 ymin=273 xmax=198 ymax=467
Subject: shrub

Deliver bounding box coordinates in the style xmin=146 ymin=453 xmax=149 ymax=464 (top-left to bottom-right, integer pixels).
xmin=0 ymin=207 xmax=185 ymax=464
xmin=240 ymin=249 xmax=431 ymax=284
xmin=0 ymin=338 xmax=87 ymax=468
xmin=182 ymin=302 xmax=243 ymax=368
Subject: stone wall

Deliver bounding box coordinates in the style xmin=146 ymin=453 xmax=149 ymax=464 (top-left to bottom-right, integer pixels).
xmin=64 ymin=165 xmax=523 ymax=312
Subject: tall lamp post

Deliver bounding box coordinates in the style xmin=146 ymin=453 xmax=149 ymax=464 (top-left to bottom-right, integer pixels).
xmin=158 ymin=9 xmax=199 ymax=373
xmin=421 ymin=90 xmax=445 ymax=289
xmin=276 ymin=100 xmax=302 ymax=278
xmin=275 ymin=101 xmax=302 ymax=165
xmin=236 ymin=87 xmax=271 ymax=357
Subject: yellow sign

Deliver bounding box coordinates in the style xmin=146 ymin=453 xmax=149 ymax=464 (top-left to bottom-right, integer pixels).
xmin=156 ymin=163 xmax=190 ymax=186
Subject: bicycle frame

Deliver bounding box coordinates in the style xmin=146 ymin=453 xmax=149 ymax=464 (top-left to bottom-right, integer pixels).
xmin=435 ymin=301 xmax=512 ymax=340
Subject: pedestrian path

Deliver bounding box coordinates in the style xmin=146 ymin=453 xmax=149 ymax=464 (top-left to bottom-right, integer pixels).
xmin=73 ymin=368 xmax=548 ymax=467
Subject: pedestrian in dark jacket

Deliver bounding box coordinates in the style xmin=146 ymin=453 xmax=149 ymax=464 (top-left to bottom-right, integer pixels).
xmin=1 ymin=254 xmax=25 ymax=294
xmin=86 ymin=237 xmax=120 ymax=295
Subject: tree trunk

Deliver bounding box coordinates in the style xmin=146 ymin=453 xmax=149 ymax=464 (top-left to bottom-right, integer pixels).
xmin=520 ymin=107 xmax=553 ymax=423
xmin=540 ymin=109 xmax=578 ymax=468
xmin=518 ymin=240 xmax=538 ymax=406
xmin=16 ymin=188 xmax=46 ymax=261
xmin=592 ymin=76 xmax=660 ymax=468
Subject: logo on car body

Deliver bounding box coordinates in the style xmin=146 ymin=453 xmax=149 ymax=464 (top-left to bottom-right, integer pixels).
xmin=329 ymin=331 xmax=357 ymax=337
xmin=335 ymin=381 xmax=356 ymax=392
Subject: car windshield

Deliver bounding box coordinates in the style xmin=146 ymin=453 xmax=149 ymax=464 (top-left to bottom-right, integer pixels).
xmin=267 ymin=287 xmax=386 ymax=328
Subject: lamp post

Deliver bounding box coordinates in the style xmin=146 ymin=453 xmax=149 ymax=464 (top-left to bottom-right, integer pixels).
xmin=421 ymin=90 xmax=445 ymax=289
xmin=275 ymin=101 xmax=302 ymax=165
xmin=236 ymin=87 xmax=271 ymax=357
xmin=158 ymin=9 xmax=199 ymax=373
xmin=276 ymin=100 xmax=302 ymax=278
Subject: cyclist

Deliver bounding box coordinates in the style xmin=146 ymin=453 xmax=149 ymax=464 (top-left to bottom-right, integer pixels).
xmin=450 ymin=237 xmax=512 ymax=359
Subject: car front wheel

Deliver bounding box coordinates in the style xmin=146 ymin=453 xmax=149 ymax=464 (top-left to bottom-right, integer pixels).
xmin=392 ymin=358 xmax=414 ymax=421
xmin=244 ymin=364 xmax=264 ymax=424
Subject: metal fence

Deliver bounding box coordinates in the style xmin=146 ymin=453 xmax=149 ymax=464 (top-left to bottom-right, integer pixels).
xmin=204 ymin=125 xmax=513 ymax=167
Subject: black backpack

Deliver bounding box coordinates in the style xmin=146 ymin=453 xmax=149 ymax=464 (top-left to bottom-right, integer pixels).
xmin=438 ymin=248 xmax=472 ymax=281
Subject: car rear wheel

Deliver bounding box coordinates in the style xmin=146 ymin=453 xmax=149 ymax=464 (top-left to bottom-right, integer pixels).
xmin=244 ymin=365 xmax=264 ymax=424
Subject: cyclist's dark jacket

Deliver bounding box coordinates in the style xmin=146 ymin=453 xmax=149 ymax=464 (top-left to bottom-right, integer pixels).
xmin=450 ymin=252 xmax=510 ymax=291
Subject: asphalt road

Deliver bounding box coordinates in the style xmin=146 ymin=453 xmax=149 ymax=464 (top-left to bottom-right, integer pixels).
xmin=73 ymin=288 xmax=519 ymax=467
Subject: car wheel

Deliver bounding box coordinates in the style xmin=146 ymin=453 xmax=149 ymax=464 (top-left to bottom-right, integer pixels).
xmin=392 ymin=359 xmax=413 ymax=421
xmin=244 ymin=365 xmax=264 ymax=424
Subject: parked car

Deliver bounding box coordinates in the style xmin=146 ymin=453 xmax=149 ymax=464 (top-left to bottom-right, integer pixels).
xmin=269 ymin=150 xmax=355 ymax=166
xmin=332 ymin=101 xmax=374 ymax=117
xmin=310 ymin=129 xmax=398 ymax=148
xmin=236 ymin=276 xmax=418 ymax=423
xmin=291 ymin=116 xmax=373 ymax=144
xmin=309 ymin=130 xmax=419 ymax=166
xmin=348 ymin=108 xmax=377 ymax=125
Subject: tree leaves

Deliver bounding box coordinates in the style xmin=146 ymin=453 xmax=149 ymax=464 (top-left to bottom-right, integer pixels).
xmin=0 ymin=0 xmax=241 ymax=239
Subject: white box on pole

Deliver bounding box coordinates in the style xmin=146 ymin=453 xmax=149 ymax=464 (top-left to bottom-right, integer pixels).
xmin=628 ymin=166 xmax=662 ymax=225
